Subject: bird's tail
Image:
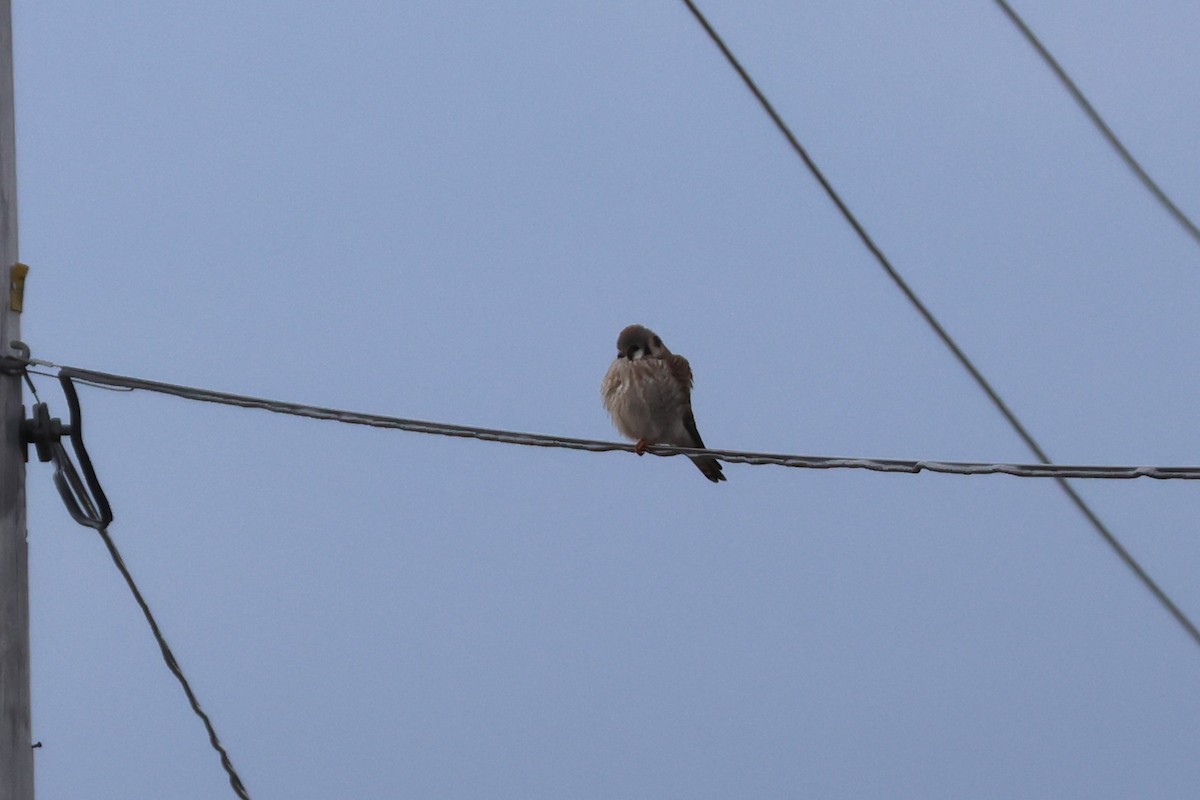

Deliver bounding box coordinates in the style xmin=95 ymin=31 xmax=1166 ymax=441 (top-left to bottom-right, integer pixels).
xmin=690 ymin=455 xmax=726 ymax=483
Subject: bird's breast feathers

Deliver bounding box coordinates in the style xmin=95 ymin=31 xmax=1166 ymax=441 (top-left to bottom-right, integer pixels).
xmin=602 ymin=358 xmax=690 ymax=443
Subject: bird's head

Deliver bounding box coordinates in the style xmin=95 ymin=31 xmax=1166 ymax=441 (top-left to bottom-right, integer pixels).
xmin=615 ymin=324 xmax=670 ymax=361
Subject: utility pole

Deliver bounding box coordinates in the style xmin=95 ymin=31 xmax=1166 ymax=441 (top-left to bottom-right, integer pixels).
xmin=0 ymin=0 xmax=30 ymax=796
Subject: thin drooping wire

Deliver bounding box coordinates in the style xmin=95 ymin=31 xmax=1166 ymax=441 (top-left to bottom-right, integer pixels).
xmin=39 ymin=368 xmax=249 ymax=799
xmin=992 ymin=0 xmax=1200 ymax=248
xmin=49 ymin=364 xmax=1200 ymax=480
xmin=676 ymin=0 xmax=1200 ymax=648
xmin=94 ymin=524 xmax=251 ymax=800
xmin=22 ymin=370 xmax=40 ymax=402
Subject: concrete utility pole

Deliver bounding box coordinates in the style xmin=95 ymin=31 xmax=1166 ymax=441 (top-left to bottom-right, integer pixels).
xmin=0 ymin=0 xmax=31 ymax=796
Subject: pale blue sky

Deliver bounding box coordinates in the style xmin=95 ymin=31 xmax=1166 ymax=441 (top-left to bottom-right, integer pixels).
xmin=15 ymin=1 xmax=1200 ymax=797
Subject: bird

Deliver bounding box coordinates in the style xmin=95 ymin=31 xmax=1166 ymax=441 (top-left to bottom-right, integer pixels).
xmin=601 ymin=324 xmax=726 ymax=482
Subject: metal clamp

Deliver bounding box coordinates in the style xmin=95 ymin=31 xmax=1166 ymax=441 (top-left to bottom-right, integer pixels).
xmin=21 ymin=402 xmax=70 ymax=463
xmin=20 ymin=365 xmax=112 ymax=529
xmin=0 ymin=339 xmax=29 ymax=376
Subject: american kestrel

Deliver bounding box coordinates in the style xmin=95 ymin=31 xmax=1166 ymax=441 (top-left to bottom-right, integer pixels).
xmin=601 ymin=324 xmax=726 ymax=483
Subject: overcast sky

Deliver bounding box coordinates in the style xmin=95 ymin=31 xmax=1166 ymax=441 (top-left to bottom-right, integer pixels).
xmin=13 ymin=1 xmax=1200 ymax=797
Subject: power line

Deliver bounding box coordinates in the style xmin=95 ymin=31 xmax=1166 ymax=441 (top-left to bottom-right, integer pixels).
xmin=992 ymin=0 xmax=1200 ymax=249
xmin=35 ymin=364 xmax=1200 ymax=481
xmin=675 ymin=0 xmax=1200 ymax=648
xmin=42 ymin=371 xmax=251 ymax=799
xmin=96 ymin=524 xmax=252 ymax=799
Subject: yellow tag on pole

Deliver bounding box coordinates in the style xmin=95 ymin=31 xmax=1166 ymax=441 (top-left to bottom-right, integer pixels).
xmin=9 ymin=262 xmax=27 ymax=312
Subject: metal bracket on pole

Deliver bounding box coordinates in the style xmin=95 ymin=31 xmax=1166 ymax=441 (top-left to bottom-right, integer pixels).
xmin=20 ymin=401 xmax=68 ymax=463
xmin=0 ymin=338 xmax=28 ymax=377
xmin=16 ymin=362 xmax=112 ymax=529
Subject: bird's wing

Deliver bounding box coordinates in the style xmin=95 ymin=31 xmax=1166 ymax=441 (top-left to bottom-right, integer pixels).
xmin=666 ymin=353 xmax=694 ymax=391
xmin=666 ymin=354 xmax=706 ymax=447
xmin=681 ymin=406 xmax=707 ymax=449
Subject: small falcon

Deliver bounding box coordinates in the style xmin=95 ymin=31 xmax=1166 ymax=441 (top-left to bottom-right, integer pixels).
xmin=601 ymin=324 xmax=726 ymax=483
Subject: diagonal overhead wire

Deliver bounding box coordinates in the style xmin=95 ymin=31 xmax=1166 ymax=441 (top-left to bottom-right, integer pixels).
xmin=98 ymin=524 xmax=252 ymax=799
xmin=41 ymin=369 xmax=251 ymax=798
xmin=676 ymin=0 xmax=1200 ymax=648
xmin=992 ymin=0 xmax=1200 ymax=249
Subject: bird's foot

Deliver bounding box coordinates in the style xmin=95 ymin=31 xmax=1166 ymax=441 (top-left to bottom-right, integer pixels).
xmin=634 ymin=439 xmax=648 ymax=456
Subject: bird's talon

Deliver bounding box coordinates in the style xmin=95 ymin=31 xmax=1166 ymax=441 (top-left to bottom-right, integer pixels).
xmin=634 ymin=439 xmax=648 ymax=456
